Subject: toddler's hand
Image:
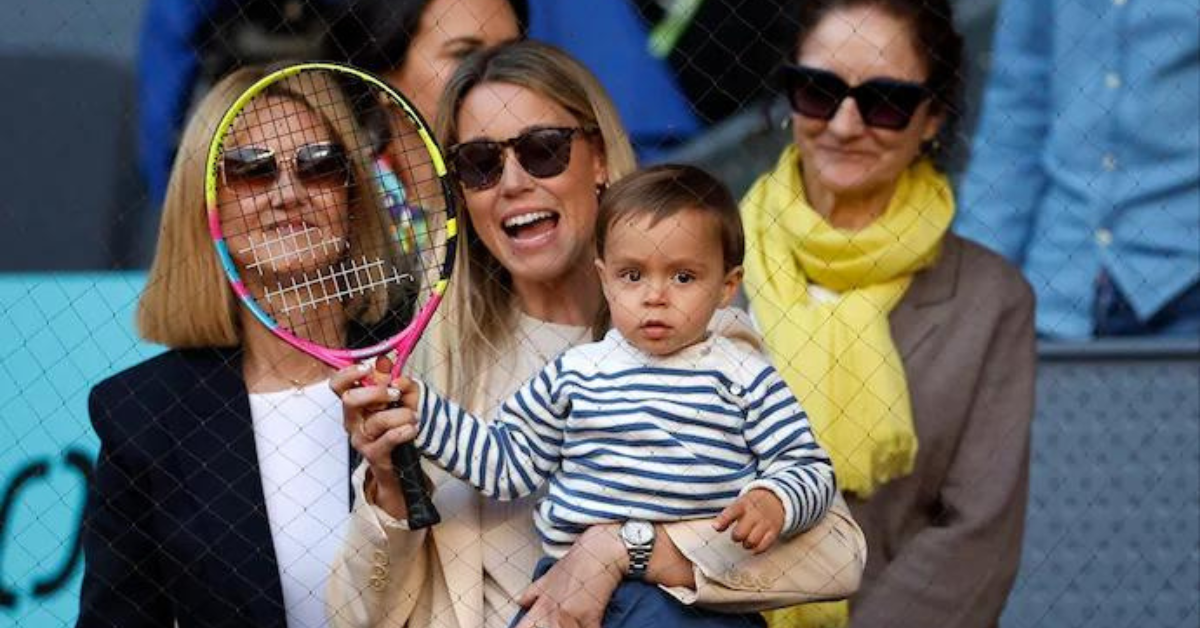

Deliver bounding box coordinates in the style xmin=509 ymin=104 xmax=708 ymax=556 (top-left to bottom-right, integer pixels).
xmin=330 ymin=358 xmax=424 ymax=519
xmin=713 ymin=489 xmax=785 ymax=554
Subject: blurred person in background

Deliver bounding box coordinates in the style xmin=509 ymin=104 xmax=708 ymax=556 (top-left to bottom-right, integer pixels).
xmin=138 ymin=0 xmax=525 ymax=210
xmin=323 ymin=0 xmax=526 ymax=257
xmin=740 ymin=0 xmax=1035 ymax=626
xmin=323 ymin=0 xmax=527 ymax=125
xmin=958 ymin=0 xmax=1199 ymax=339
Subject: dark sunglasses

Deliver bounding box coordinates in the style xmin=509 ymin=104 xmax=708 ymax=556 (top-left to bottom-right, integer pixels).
xmin=780 ymin=64 xmax=932 ymax=130
xmin=448 ymin=126 xmax=596 ymax=191
xmin=221 ymin=142 xmax=351 ymax=192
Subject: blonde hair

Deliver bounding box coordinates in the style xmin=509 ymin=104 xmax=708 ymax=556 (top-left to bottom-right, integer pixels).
xmin=428 ymin=41 xmax=636 ymax=407
xmin=138 ymin=65 xmax=388 ymax=348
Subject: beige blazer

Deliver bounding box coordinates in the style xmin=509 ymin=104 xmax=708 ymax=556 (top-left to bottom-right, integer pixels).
xmin=327 ymin=310 xmax=868 ymax=628
xmin=845 ymin=234 xmax=1036 ymax=628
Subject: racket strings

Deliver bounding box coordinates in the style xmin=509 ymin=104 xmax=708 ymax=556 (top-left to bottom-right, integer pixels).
xmin=266 ymin=257 xmax=416 ymax=315
xmin=240 ymin=225 xmax=349 ymax=272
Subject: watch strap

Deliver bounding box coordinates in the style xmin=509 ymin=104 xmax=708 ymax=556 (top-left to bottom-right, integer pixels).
xmin=627 ymin=545 xmax=652 ymax=580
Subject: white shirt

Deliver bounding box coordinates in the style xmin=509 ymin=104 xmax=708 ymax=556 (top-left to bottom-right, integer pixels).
xmin=249 ymin=380 xmax=348 ymax=628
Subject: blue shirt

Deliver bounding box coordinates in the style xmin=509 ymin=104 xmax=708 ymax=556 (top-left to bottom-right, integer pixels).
xmin=528 ymin=0 xmax=700 ymax=159
xmin=957 ymin=0 xmax=1199 ymax=338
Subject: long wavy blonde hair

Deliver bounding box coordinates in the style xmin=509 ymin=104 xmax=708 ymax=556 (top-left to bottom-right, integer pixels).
xmin=427 ymin=41 xmax=636 ymax=407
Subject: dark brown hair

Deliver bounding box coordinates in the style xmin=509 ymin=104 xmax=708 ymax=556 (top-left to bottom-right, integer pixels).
xmin=596 ymin=164 xmax=744 ymax=272
xmin=791 ymin=0 xmax=964 ymax=161
xmin=325 ymin=0 xmax=529 ymax=74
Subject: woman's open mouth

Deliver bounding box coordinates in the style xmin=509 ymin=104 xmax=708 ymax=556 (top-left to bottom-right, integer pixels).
xmin=502 ymin=210 xmax=560 ymax=241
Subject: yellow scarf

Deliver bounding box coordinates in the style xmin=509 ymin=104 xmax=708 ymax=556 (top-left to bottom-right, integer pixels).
xmin=742 ymin=145 xmax=953 ymax=627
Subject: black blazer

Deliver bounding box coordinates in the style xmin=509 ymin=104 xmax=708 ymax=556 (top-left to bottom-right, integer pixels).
xmin=77 ymin=348 xmax=287 ymax=628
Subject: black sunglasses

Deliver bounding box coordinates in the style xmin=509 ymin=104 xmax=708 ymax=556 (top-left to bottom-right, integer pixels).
xmin=221 ymin=142 xmax=351 ymax=192
xmin=448 ymin=126 xmax=596 ymax=191
xmin=781 ymin=64 xmax=932 ymax=130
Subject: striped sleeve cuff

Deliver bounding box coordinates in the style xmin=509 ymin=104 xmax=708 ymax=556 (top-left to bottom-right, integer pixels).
xmin=412 ymin=379 xmax=438 ymax=453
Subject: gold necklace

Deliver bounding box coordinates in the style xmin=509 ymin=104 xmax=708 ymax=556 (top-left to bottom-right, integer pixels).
xmin=287 ymin=372 xmax=329 ymax=389
xmin=283 ymin=365 xmax=330 ymax=389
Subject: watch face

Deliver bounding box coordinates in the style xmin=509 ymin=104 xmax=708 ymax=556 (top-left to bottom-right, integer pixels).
xmin=622 ymin=520 xmax=654 ymax=546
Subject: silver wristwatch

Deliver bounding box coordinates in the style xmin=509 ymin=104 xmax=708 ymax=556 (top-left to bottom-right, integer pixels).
xmin=619 ymin=520 xmax=655 ymax=580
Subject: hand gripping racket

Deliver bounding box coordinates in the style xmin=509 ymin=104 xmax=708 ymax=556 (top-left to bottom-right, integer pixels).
xmin=205 ymin=63 xmax=456 ymax=528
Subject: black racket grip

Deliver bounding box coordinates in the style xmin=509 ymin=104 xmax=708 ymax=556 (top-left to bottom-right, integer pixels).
xmin=386 ymin=404 xmax=440 ymax=529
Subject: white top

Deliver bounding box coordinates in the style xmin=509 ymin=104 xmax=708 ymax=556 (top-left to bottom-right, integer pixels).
xmin=249 ymin=380 xmax=348 ymax=628
xmin=807 ymin=282 xmax=841 ymax=304
xmin=413 ymin=328 xmax=837 ymax=558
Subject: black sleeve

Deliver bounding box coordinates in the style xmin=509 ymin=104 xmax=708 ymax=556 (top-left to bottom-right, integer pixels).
xmin=76 ymin=383 xmax=172 ymax=628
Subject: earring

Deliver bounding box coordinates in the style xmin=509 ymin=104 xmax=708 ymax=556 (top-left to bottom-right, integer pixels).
xmin=596 ymin=181 xmax=609 ymax=197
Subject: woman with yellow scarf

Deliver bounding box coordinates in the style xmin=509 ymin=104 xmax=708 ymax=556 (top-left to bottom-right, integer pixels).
xmin=741 ymin=1 xmax=1036 ymax=627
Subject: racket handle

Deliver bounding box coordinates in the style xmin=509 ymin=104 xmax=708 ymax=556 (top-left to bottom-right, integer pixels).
xmin=390 ymin=442 xmax=441 ymax=529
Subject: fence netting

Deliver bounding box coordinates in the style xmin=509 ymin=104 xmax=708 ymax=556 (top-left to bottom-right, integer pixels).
xmin=1 ymin=1 xmax=1197 ymax=627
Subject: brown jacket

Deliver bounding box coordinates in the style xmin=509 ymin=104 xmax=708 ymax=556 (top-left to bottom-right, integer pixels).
xmin=847 ymin=233 xmax=1036 ymax=628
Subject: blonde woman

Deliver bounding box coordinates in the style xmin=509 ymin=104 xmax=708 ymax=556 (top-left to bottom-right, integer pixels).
xmin=81 ymin=66 xmax=385 ymax=628
xmin=741 ymin=1 xmax=1036 ymax=626
xmin=328 ymin=42 xmax=866 ymax=628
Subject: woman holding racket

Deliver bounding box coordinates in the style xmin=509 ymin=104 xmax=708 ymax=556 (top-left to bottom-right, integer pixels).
xmin=79 ymin=65 xmax=425 ymax=628
xmin=327 ymin=41 xmax=866 ymax=628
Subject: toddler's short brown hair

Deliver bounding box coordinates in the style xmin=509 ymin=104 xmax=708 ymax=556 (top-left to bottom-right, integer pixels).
xmin=596 ymin=164 xmax=744 ymax=271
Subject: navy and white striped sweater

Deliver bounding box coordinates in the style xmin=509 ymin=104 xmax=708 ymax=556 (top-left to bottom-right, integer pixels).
xmin=414 ymin=329 xmax=836 ymax=558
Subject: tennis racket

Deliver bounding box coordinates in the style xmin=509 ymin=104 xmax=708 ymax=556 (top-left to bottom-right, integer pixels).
xmin=205 ymin=62 xmax=456 ymax=528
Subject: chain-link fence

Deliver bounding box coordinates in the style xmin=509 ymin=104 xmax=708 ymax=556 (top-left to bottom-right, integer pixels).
xmin=2 ymin=0 xmax=1197 ymax=627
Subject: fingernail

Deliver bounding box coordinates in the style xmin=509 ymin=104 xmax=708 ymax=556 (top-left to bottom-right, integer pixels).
xmin=388 ymin=388 xmax=400 ymax=400
xmin=357 ymin=363 xmax=371 ymax=373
